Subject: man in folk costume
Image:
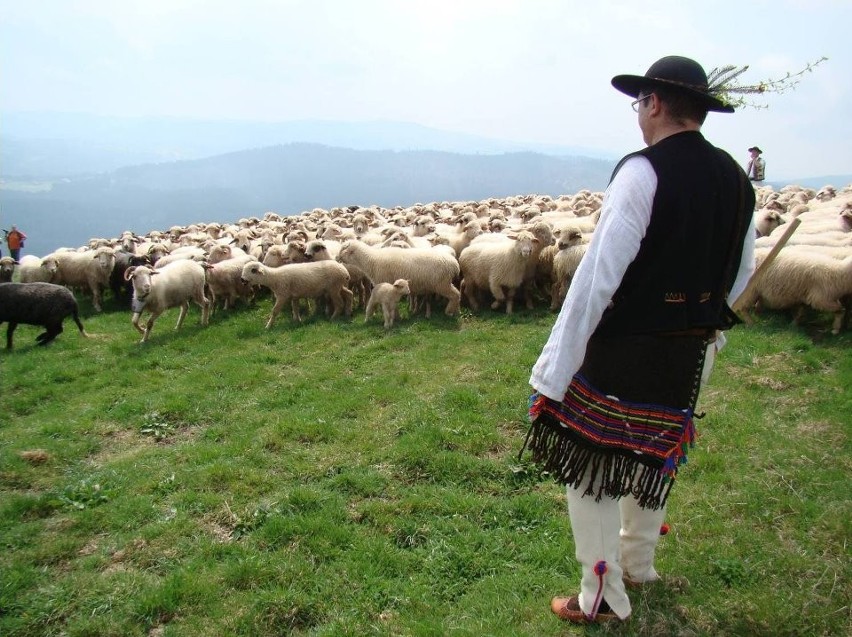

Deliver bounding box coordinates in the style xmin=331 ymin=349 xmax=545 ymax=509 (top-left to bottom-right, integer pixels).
xmin=747 ymin=146 xmax=766 ymax=183
xmin=524 ymin=56 xmax=756 ymax=623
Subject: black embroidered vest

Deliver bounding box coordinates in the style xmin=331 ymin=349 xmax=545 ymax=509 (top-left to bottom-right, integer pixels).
xmin=594 ymin=131 xmax=754 ymax=336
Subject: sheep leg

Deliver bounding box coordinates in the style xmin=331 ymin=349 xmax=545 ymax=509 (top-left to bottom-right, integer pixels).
xmin=290 ymin=298 xmax=303 ymax=323
xmin=461 ymin=279 xmax=479 ymax=311
xmin=36 ymin=321 xmax=63 ymax=345
xmin=341 ymin=287 xmax=354 ymax=318
xmin=365 ymin=296 xmax=377 ymax=322
xmin=174 ymin=301 xmax=190 ymax=330
xmin=504 ymin=286 xmax=517 ymax=315
xmin=267 ymin=295 xmax=288 ymax=328
xmin=92 ymin=285 xmax=103 ymax=313
xmin=131 ymin=312 xmax=146 ymax=335
xmin=831 ymin=309 xmax=845 ymax=335
xmin=141 ymin=311 xmax=162 ymax=343
xmin=443 ymin=285 xmax=461 ymax=316
xmin=6 ymin=322 xmax=18 ymax=349
xmin=382 ymin=305 xmax=393 ymax=329
xmin=196 ymin=294 xmax=211 ymax=326
xmin=488 ymin=278 xmax=506 ymax=311
xmin=550 ymin=280 xmax=562 ymax=311
xmin=327 ymin=290 xmax=344 ymax=320
xmin=523 ymin=283 xmax=535 ymax=310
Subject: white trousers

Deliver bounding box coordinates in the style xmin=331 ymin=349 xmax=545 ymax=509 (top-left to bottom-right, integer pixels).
xmin=567 ymin=478 xmax=667 ymax=620
xmin=565 ymin=342 xmax=716 ymax=620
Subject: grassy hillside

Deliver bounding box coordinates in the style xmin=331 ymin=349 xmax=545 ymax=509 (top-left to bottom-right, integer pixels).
xmin=1 ymin=296 xmax=849 ymax=636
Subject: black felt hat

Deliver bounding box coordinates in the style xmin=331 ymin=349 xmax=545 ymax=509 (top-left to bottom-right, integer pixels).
xmin=611 ymin=55 xmax=734 ymax=113
xmin=748 ymin=146 xmax=763 ymax=154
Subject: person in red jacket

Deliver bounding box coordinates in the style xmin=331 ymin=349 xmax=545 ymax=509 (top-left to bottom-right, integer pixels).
xmin=4 ymin=225 xmax=27 ymax=261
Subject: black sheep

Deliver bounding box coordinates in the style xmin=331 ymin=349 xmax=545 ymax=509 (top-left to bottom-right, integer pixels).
xmin=110 ymin=250 xmax=151 ymax=304
xmin=0 ymin=282 xmax=88 ymax=349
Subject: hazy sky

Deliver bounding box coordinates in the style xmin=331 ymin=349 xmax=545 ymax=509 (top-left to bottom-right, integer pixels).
xmin=2 ymin=0 xmax=850 ymax=181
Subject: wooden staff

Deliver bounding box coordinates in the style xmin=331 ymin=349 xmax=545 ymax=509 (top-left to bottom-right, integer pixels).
xmin=732 ymin=217 xmax=801 ymax=321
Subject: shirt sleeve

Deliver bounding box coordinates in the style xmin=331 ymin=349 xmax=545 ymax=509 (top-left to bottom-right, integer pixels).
xmin=529 ymin=156 xmax=656 ymax=401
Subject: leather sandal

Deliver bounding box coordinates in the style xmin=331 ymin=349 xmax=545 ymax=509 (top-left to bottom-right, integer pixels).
xmin=550 ymin=595 xmax=623 ymax=623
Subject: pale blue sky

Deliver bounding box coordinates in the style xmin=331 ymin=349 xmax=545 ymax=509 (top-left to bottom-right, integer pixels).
xmin=2 ymin=0 xmax=850 ymax=180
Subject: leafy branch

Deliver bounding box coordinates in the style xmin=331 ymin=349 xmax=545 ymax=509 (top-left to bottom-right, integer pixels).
xmin=708 ymin=57 xmax=828 ymax=109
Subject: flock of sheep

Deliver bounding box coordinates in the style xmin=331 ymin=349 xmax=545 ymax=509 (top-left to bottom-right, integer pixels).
xmin=747 ymin=184 xmax=852 ymax=334
xmin=1 ymin=181 xmax=850 ymax=348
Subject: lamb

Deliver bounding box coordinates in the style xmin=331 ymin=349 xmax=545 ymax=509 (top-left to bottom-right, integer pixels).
xmin=0 ymin=282 xmax=88 ymax=349
xmin=240 ymin=260 xmax=353 ymax=327
xmin=51 ymin=246 xmax=116 ymax=312
xmin=740 ymin=248 xmax=852 ymax=334
xmin=364 ymin=279 xmax=411 ymax=328
xmin=124 ymin=260 xmax=211 ymax=344
xmin=458 ymin=230 xmax=539 ymax=314
xmin=0 ymin=256 xmax=16 ymax=282
xmin=337 ymin=240 xmax=461 ymax=316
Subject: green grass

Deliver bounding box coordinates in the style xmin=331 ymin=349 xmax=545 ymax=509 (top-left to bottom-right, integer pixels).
xmin=1 ymin=296 xmax=849 ymax=636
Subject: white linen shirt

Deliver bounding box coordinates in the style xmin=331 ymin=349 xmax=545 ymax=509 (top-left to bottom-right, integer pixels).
xmin=529 ymin=155 xmax=755 ymax=402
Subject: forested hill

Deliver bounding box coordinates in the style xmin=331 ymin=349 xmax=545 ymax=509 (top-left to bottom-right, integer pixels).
xmin=2 ymin=143 xmax=615 ymax=257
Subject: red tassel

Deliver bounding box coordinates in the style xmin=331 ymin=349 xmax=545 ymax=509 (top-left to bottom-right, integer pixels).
xmin=589 ymin=560 xmax=608 ymax=619
xmin=660 ymin=523 xmax=670 ymax=536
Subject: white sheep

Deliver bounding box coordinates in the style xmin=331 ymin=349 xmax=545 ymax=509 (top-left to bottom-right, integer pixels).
xmin=459 ymin=230 xmax=539 ymax=314
xmin=550 ymin=237 xmax=588 ymax=311
xmin=741 ymin=248 xmax=852 ymax=334
xmin=51 ymin=246 xmax=116 ymax=312
xmin=364 ymin=279 xmax=411 ymax=329
xmin=124 ymin=260 xmax=211 ymax=344
xmin=203 ymin=253 xmax=257 ymax=310
xmin=239 ymin=260 xmax=353 ymax=327
xmin=18 ymin=255 xmax=60 ymax=284
xmin=303 ymin=239 xmax=370 ymax=309
xmin=337 ymin=240 xmax=461 ymax=317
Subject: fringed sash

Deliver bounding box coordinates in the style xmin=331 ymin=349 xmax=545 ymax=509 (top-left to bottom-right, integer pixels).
xmin=523 ymin=375 xmax=697 ymax=510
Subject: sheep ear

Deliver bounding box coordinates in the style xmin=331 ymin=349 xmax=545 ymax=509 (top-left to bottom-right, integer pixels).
xmin=124 ymin=267 xmax=135 ymax=281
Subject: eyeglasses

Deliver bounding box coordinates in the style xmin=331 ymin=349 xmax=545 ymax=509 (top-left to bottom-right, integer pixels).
xmin=631 ymin=94 xmax=653 ymax=112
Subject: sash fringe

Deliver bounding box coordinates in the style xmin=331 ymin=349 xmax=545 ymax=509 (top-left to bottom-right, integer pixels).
xmin=524 ymin=411 xmax=677 ymax=509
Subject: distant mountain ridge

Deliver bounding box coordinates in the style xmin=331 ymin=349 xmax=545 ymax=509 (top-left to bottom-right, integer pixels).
xmin=1 ymin=112 xmax=616 ymax=179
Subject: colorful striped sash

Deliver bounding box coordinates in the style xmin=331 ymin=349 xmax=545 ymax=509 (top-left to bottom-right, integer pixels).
xmin=523 ymin=374 xmax=696 ymax=510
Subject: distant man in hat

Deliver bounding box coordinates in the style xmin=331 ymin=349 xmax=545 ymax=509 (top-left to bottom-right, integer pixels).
xmin=747 ymin=146 xmax=766 ymax=183
xmin=524 ymin=55 xmax=756 ymax=623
